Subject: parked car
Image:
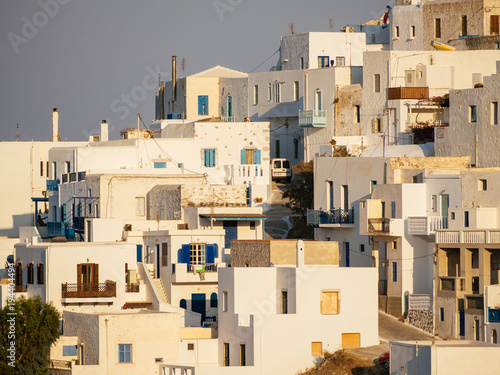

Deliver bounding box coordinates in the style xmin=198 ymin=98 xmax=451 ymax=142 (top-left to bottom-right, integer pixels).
xmin=271 ymin=158 xmax=291 ymax=183
xmin=379 ymin=352 xmax=390 ymax=369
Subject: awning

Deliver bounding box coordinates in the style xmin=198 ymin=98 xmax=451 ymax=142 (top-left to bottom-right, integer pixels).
xmin=199 ymin=214 xmax=267 ymax=221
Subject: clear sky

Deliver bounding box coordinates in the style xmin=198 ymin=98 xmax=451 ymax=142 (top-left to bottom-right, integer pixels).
xmin=0 ymin=0 xmax=390 ymax=141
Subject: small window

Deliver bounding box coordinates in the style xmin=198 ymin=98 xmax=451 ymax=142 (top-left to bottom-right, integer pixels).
xmin=250 ymin=221 xmax=256 ymax=230
xmin=190 ymin=243 xmax=206 ymax=265
xmin=462 ymin=15 xmax=468 ymax=36
xmin=210 ymin=292 xmax=218 ymax=308
xmin=153 ymin=162 xmax=166 ymax=168
xmin=374 ymin=74 xmax=381 ymax=93
xmin=118 ymin=344 xmax=132 ymax=363
xmin=300 ymin=56 xmax=304 ymax=69
xmin=336 ymin=57 xmax=345 ymax=66
xmin=223 ymin=291 xmax=228 ymax=312
xmin=275 ymin=140 xmax=280 ymax=158
xmin=394 ymin=26 xmax=399 ymax=38
xmin=293 ymin=81 xmax=299 ymax=101
xmin=435 ymin=18 xmax=441 ymax=38
xmin=281 ymin=291 xmax=288 ymax=314
xmin=372 ymin=118 xmax=384 ymax=133
xmin=391 ymin=202 xmax=396 ymax=219
xmin=440 ymin=307 xmax=444 ymax=321
xmin=65 ymin=161 xmax=71 ymax=173
xmin=370 ymin=181 xmax=377 ymax=194
xmin=161 ymin=243 xmax=168 ymax=267
xmin=491 ymin=102 xmax=498 ymax=125
xmin=135 ymin=197 xmax=145 ymax=216
xmin=40 ymin=161 xmax=44 ymax=177
xmin=354 ymin=105 xmax=361 ymax=123
xmin=393 ymin=241 xmax=397 ymax=250
xmin=464 ymin=211 xmax=470 ymax=227
xmin=431 ymin=195 xmax=437 ymax=212
xmin=240 ymin=344 xmax=246 ymax=366
xmin=267 ymin=83 xmax=272 ymax=101
xmin=469 ymin=106 xmax=477 ymax=123
xmin=63 ymin=345 xmax=78 ymax=356
xmin=27 ymin=263 xmax=34 ymax=284
xmin=411 ymin=25 xmax=416 ymax=38
xmin=198 ymin=95 xmax=209 ymax=115
xmin=392 ymin=262 xmax=397 ymax=282
xmin=37 ymin=263 xmax=44 ymax=285
xmin=311 ymin=342 xmax=322 ymax=356
xmin=360 ymin=244 xmax=365 ymax=253
xmin=274 ymin=82 xmax=281 ymax=103
xmin=253 ymin=85 xmax=258 ymax=105
xmin=180 ymin=299 xmax=187 ymax=309
xmin=223 ymin=343 xmax=230 ymax=366
xmin=479 ymin=179 xmax=487 ymax=191
xmin=294 ymin=138 xmax=299 ymax=159
xmin=318 ymin=56 xmax=329 ymax=68
xmin=203 ymin=149 xmax=216 ymax=167
xmin=320 ymin=291 xmax=339 ymax=315
xmin=451 ymin=212 xmax=456 ymax=220
xmin=187 ymin=343 xmax=195 ymax=350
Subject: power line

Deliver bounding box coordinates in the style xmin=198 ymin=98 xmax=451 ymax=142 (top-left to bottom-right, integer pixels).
xmin=249 ymin=49 xmax=280 ymax=74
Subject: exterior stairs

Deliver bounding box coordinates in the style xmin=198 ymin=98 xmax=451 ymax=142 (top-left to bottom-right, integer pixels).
xmin=152 ymin=278 xmax=169 ymax=304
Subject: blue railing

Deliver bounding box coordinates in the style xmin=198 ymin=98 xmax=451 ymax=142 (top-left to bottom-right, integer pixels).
xmin=47 ymin=222 xmax=65 ymax=237
xmin=46 ymin=179 xmax=60 ymax=191
xmin=307 ymin=208 xmax=354 ymax=227
xmin=299 ymin=110 xmax=326 ymax=128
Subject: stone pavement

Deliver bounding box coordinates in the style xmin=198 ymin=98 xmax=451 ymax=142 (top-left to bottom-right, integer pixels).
xmin=264 ymin=182 xmax=295 ymax=239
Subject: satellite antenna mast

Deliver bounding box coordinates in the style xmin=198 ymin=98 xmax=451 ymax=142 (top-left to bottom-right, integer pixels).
xmin=289 ymin=22 xmax=295 ymax=35
xmin=182 ymin=57 xmax=185 ymax=78
xmin=330 ymin=19 xmax=334 ymax=32
xmin=16 ymin=124 xmax=19 ymax=142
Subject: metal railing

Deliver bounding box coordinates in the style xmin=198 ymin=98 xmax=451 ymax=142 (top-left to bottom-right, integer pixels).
xmin=187 ymin=264 xmax=217 ymax=273
xmin=307 ymin=208 xmax=355 ymax=227
xmin=62 ymin=282 xmax=116 ymax=298
xmin=299 ymin=110 xmax=326 ymax=128
xmin=125 ymin=283 xmax=140 ymax=293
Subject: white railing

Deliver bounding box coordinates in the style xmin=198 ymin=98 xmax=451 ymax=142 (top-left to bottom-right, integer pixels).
xmin=408 ymin=216 xmax=447 ymax=235
xmin=408 ymin=294 xmax=432 ymax=310
xmin=436 ymin=230 xmax=460 ymax=244
xmin=437 ymin=229 xmax=500 ymax=244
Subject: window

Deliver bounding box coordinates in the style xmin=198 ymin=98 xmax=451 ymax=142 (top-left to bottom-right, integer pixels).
xmin=188 ymin=343 xmax=195 ymax=350
xmin=374 ymin=74 xmax=381 ymax=93
xmin=153 ymin=162 xmax=166 ymax=168
xmin=52 ymin=161 xmax=57 ymax=179
xmin=293 ymin=81 xmax=299 ymax=101
xmin=381 ymin=202 xmax=386 ymax=218
xmin=180 ymin=299 xmax=187 ymax=309
xmin=394 ymin=26 xmax=399 ymax=38
xmin=311 ymin=342 xmax=322 ymax=356
xmin=190 ymin=243 xmax=206 ymax=265
xmin=370 ymin=180 xmax=377 ymax=194
xmin=203 ymin=149 xmax=216 ymax=167
xmin=37 ymin=264 xmax=44 ymax=284
xmin=223 ymin=291 xmax=228 ymax=312
xmin=492 ymin=102 xmax=498 ymax=125
xmin=372 ymin=118 xmax=384 ymax=133
xmin=327 ymin=181 xmax=334 ymax=210
xmin=63 ymin=345 xmax=78 ymax=356
xmin=354 ymin=105 xmax=360 ymax=123
xmin=275 ymin=140 xmax=280 ymax=158
xmin=411 ymin=25 xmax=416 ymax=38
xmin=360 ymin=244 xmax=365 ymax=253
xmin=391 ymin=201 xmax=396 ymax=219
xmin=440 ymin=307 xmax=444 ymax=321
xmin=223 ymin=343 xmax=230 ymax=366
xmin=341 ymin=185 xmax=349 ymax=210
xmin=135 ymin=197 xmax=145 ymax=216
xmin=451 ymin=212 xmax=456 ymax=220
xmin=336 ymin=57 xmax=345 ymax=66
xmin=320 ymin=291 xmax=339 ymax=314
xmin=491 ymin=15 xmax=499 ymax=35
xmin=393 ymin=241 xmax=397 ymax=250
xmin=479 ymin=179 xmax=487 ymax=191
xmin=65 ymin=161 xmax=71 ymax=173
xmin=249 ymin=221 xmax=256 ymax=230
xmin=300 ymin=56 xmax=304 ymax=69
xmin=27 ymin=263 xmax=34 ymax=284
xmin=241 ymin=149 xmax=261 ymax=165
xmin=210 ymin=292 xmax=218 ymax=308
xmin=294 ymin=138 xmax=299 ymax=159
xmin=431 ymin=195 xmax=437 ymax=212
xmin=435 ymin=18 xmax=441 ymax=38
xmin=267 ymin=83 xmax=272 ymax=101
xmin=274 ymin=82 xmax=281 ymax=103
xmin=318 ymin=56 xmax=329 ymax=68
xmin=281 ymin=291 xmax=288 ymax=314
xmin=118 ymin=344 xmax=132 ymax=363
xmin=462 ymin=15 xmax=468 ymax=36
xmin=392 ymin=262 xmax=397 ymax=282
xmin=198 ymin=95 xmax=209 ymax=115
xmin=240 ymin=344 xmax=246 ymax=366
xmin=315 ymin=90 xmax=322 ymax=111
xmin=161 ymin=243 xmax=168 ymax=267
xmin=464 ymin=211 xmax=470 ymax=227
xmin=40 ymin=161 xmax=44 ymax=177
xmin=253 ymin=85 xmax=258 ymax=105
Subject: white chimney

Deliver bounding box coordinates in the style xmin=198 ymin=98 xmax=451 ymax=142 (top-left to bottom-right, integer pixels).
xmin=101 ymin=120 xmax=109 ymax=142
xmin=52 ymin=108 xmax=59 ymax=142
xmin=296 ymin=240 xmax=305 ymax=268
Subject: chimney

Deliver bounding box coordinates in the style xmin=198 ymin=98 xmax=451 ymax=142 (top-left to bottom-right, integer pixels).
xmin=172 ymin=56 xmax=177 ymax=102
xmin=101 ymin=120 xmax=109 ymax=142
xmin=52 ymin=108 xmax=59 ymax=142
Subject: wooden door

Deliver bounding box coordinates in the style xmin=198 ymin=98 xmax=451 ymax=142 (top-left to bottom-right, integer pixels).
xmin=342 ymin=333 xmax=360 ymax=349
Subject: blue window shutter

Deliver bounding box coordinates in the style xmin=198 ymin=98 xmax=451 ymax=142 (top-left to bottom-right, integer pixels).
xmin=206 ymin=244 xmax=217 ymax=264
xmin=204 ymin=149 xmax=209 ymax=167
xmin=255 ymin=150 xmax=261 ymax=165
xmin=181 ymin=244 xmax=190 ymax=264
xmin=210 ymin=149 xmax=215 ymax=167
xmin=136 ymin=245 xmax=143 ymax=263
xmin=204 ymin=96 xmax=209 ymax=115
xmin=198 ymin=96 xmax=203 ymax=115
xmin=241 ymin=150 xmax=246 ymax=164
xmin=177 ymin=248 xmax=182 ymax=263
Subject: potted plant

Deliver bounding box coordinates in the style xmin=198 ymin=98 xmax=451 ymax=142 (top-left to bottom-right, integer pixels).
xmin=254 ymin=197 xmax=263 ymax=203
xmin=330 ymin=139 xmax=336 ymax=146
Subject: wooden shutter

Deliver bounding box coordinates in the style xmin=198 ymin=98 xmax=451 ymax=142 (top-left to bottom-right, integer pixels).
xmin=379 ymin=118 xmax=384 ymax=132
xmin=321 ymin=291 xmax=339 ymax=314
xmin=342 ymin=333 xmax=360 ymax=349
xmin=77 ymin=264 xmax=83 ymax=285
xmin=372 ymin=119 xmax=378 ymax=133
xmin=93 ymin=264 xmax=99 ymax=284
xmin=491 ymin=15 xmax=499 ymax=35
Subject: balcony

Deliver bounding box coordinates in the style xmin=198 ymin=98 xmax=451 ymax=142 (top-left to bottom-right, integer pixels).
xmin=14 ymin=285 xmax=27 ymax=292
xmin=368 ymin=218 xmax=390 ymax=233
xmin=171 ymin=263 xmax=219 ymax=283
xmin=47 ymin=222 xmax=65 ymax=237
xmin=439 ymin=277 xmax=465 ymax=292
xmin=221 ymin=116 xmax=234 ymax=122
xmin=46 ymin=179 xmax=60 ymax=191
xmin=61 ymin=282 xmax=116 ymax=298
xmin=436 ymin=230 xmax=500 ymax=244
xmin=307 ymin=209 xmax=354 ymax=228
xmin=299 ymin=110 xmax=326 ymax=128
xmin=388 ymin=87 xmax=429 ymax=100
xmin=125 ymin=283 xmax=140 ymax=293
xmin=408 ymin=216 xmax=448 ymax=236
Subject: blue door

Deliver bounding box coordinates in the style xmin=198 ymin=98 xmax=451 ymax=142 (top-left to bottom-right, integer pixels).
xmin=191 ymin=293 xmax=206 ymax=322
xmin=156 ymin=244 xmax=160 ymax=278
xmin=459 ymin=310 xmax=465 ymax=336
xmin=223 ymin=221 xmax=238 ymax=248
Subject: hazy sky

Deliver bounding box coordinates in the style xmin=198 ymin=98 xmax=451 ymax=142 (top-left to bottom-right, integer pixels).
xmin=0 ymin=0 xmax=389 ymax=141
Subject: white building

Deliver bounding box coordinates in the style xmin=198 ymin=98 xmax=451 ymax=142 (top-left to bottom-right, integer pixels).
xmin=484 ymin=284 xmax=500 ymax=344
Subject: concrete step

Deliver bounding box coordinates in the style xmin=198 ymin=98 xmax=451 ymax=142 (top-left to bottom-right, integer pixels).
xmin=153 ymin=278 xmax=168 ymax=304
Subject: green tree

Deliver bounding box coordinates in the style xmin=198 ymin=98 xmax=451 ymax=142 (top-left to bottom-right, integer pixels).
xmin=0 ymin=296 xmax=61 ymax=375
xmin=282 ymin=160 xmax=314 ymax=218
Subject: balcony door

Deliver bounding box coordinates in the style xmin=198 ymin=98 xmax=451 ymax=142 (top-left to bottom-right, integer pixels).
xmin=78 ymin=263 xmax=98 ymax=286
xmin=441 ymin=194 xmax=449 ymax=227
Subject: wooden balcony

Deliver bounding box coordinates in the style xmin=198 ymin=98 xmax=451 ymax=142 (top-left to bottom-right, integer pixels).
xmin=61 ymin=282 xmax=116 ymax=298
xmin=125 ymin=283 xmax=140 ymax=293
xmin=388 ymin=87 xmax=429 ymax=100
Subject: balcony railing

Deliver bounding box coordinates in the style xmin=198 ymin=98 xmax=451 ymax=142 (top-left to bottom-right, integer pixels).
xmin=368 ymin=218 xmax=390 ymax=233
xmin=125 ymin=283 xmax=140 ymax=293
xmin=47 ymin=222 xmax=65 ymax=237
xmin=46 ymin=179 xmax=60 ymax=191
xmin=187 ymin=264 xmax=217 ymax=273
xmin=436 ymin=230 xmax=500 ymax=244
xmin=14 ymin=285 xmax=27 ymax=292
xmin=408 ymin=216 xmax=448 ymax=235
xmin=439 ymin=277 xmax=464 ymax=292
xmin=221 ymin=116 xmax=234 ymax=122
xmin=388 ymin=87 xmax=429 ymax=100
xmin=62 ymin=282 xmax=116 ymax=298
xmin=307 ymin=209 xmax=355 ymax=227
xmin=299 ymin=110 xmax=326 ymax=128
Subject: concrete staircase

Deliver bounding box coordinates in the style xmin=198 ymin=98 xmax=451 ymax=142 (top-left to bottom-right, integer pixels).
xmin=153 ymin=278 xmax=169 ymax=304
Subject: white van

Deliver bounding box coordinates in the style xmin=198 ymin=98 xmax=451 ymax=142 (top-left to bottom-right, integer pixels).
xmin=271 ymin=158 xmax=292 ymax=183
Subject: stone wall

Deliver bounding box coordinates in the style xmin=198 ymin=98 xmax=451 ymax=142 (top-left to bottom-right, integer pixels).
xmin=231 ymin=240 xmax=271 ymax=267
xmin=408 ymin=308 xmax=433 ymax=333
xmin=181 ymin=185 xmax=247 ymax=207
